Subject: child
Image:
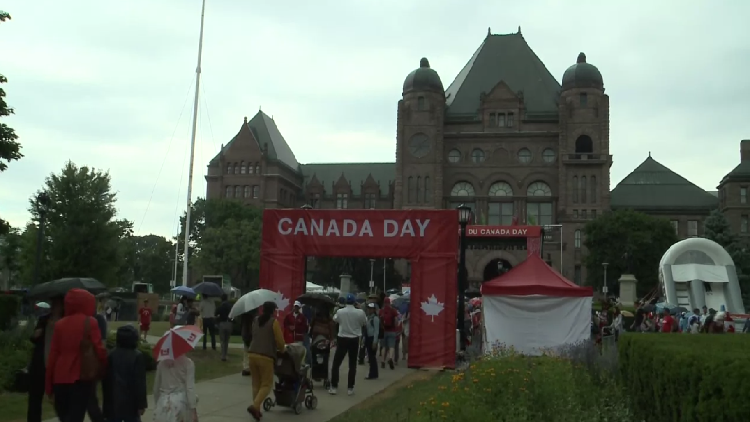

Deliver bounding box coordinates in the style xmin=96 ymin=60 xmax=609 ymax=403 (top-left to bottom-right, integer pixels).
xmin=153 ymin=355 xmax=198 ymax=422
xmin=103 ymin=325 xmax=148 ymax=422
xmin=138 ymin=299 xmax=152 ymax=342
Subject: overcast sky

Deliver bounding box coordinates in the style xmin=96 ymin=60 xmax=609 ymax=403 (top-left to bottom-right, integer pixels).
xmin=2 ymin=0 xmax=748 ymax=238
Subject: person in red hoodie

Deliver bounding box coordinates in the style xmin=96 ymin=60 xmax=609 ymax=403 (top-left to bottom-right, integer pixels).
xmin=46 ymin=288 xmax=108 ymax=422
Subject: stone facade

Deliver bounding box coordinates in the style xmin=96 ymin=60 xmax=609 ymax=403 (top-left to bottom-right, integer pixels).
xmin=204 ymin=30 xmax=748 ymax=289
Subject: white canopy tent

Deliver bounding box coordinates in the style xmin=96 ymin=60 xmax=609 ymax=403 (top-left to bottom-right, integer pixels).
xmin=481 ymin=255 xmax=593 ymax=356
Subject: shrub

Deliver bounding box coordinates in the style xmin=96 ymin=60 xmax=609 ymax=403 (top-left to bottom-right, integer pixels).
xmin=619 ymin=334 xmax=750 ymax=421
xmin=0 ymin=324 xmax=33 ymax=392
xmin=388 ymin=344 xmax=633 ymax=422
xmin=0 ymin=295 xmax=21 ymax=330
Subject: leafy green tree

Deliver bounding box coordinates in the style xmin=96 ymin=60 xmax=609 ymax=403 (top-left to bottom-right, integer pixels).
xmin=118 ymin=234 xmax=175 ymax=293
xmin=583 ymin=210 xmax=678 ymax=297
xmin=0 ymin=11 xmax=23 ymax=234
xmin=0 ymin=226 xmax=21 ymax=288
xmin=178 ymin=198 xmax=264 ymax=287
xmin=703 ymin=209 xmax=750 ymax=293
xmin=27 ymin=161 xmax=128 ymax=286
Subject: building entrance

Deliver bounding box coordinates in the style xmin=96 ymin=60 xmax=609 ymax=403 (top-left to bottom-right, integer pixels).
xmin=483 ymin=258 xmax=513 ymax=282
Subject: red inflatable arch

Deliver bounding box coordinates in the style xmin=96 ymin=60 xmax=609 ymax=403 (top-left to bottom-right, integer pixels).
xmin=260 ymin=209 xmax=459 ymax=369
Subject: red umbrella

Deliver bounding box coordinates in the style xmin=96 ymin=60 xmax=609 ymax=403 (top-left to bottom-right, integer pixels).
xmin=153 ymin=325 xmax=204 ymax=361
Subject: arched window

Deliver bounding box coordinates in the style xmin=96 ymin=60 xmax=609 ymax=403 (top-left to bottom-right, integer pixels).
xmin=575 ymin=230 xmax=582 ymax=249
xmin=448 ymin=149 xmax=461 ymax=163
xmin=240 ymin=161 xmax=246 ymax=174
xmin=424 ymin=177 xmax=431 ymax=203
xmin=471 ymin=149 xmax=485 ymax=163
xmin=590 ymin=176 xmax=597 ymax=203
xmin=526 ymin=181 xmax=552 ymax=226
xmin=234 ymin=163 xmax=240 ymax=174
xmin=489 ymin=182 xmax=513 ymax=197
xmin=243 ymin=186 xmax=250 ymax=198
xmin=527 ymin=181 xmax=552 ymax=197
xmin=518 ymin=148 xmax=532 ymax=164
xmin=575 ymin=135 xmax=593 ymax=154
xmin=252 ymin=185 xmax=260 ymax=198
xmin=450 ymin=182 xmax=475 ymax=197
xmin=225 ymin=186 xmax=232 ymax=198
xmin=542 ymin=148 xmax=556 ymax=163
xmin=227 ymin=164 xmax=233 ymax=175
xmin=580 ymin=176 xmax=587 ymax=203
xmin=572 ymin=176 xmax=578 ymax=203
xmin=407 ymin=177 xmax=415 ymax=203
xmin=255 ymin=163 xmax=260 ymax=174
xmin=234 ymin=186 xmax=241 ymax=197
xmin=416 ymin=176 xmax=421 ymax=203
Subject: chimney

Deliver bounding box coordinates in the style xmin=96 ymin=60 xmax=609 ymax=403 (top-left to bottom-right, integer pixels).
xmin=741 ymin=140 xmax=750 ymax=162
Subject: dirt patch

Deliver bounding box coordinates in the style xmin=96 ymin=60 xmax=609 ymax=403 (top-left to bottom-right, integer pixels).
xmin=347 ymin=370 xmax=438 ymax=411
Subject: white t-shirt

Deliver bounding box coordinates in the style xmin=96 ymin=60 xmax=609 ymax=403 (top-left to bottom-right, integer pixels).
xmin=333 ymin=305 xmax=367 ymax=338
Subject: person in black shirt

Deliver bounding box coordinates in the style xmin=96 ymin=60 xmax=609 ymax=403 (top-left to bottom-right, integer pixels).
xmin=216 ymin=294 xmax=233 ymax=361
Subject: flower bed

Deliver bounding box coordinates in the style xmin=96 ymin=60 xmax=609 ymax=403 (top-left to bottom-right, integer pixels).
xmin=335 ymin=343 xmax=634 ymax=422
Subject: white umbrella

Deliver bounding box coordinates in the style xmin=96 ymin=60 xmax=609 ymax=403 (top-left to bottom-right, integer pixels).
xmin=229 ymin=289 xmax=279 ymax=319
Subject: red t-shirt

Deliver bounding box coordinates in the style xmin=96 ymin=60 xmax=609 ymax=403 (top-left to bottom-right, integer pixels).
xmin=379 ymin=307 xmax=399 ymax=333
xmin=660 ymin=315 xmax=675 ymax=333
xmin=139 ymin=307 xmax=152 ymax=326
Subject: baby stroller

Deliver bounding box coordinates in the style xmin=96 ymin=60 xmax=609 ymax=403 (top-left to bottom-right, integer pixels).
xmin=310 ymin=335 xmax=331 ymax=389
xmin=263 ymin=343 xmax=318 ymax=415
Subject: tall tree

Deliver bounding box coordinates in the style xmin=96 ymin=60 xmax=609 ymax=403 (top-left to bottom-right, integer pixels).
xmin=583 ymin=210 xmax=678 ymax=297
xmin=0 ymin=226 xmax=21 ymax=288
xmin=703 ymin=209 xmax=750 ymax=292
xmin=27 ymin=161 xmax=127 ymax=285
xmin=118 ymin=234 xmax=175 ymax=293
xmin=310 ymin=257 xmax=403 ymax=292
xmin=0 ymin=11 xmax=23 ymax=235
xmin=178 ymin=198 xmax=263 ymax=287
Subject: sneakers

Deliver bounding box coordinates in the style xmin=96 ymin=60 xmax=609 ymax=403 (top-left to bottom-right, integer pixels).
xmin=348 ymin=388 xmax=355 ymax=396
xmin=329 ymin=388 xmax=337 ymax=395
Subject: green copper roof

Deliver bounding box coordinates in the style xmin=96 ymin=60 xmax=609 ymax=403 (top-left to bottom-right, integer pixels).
xmin=611 ymin=156 xmax=718 ymax=210
xmin=444 ymin=33 xmax=561 ymax=116
xmin=247 ymin=111 xmax=299 ymax=170
xmin=561 ymin=53 xmax=603 ymax=91
xmin=403 ymin=58 xmax=444 ymax=95
xmin=301 ymin=163 xmax=395 ymax=196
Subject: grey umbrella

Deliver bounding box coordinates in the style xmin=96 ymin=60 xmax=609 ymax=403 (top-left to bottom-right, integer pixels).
xmin=28 ymin=277 xmax=107 ymax=300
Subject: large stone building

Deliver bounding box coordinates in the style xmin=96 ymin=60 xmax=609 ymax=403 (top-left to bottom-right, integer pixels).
xmin=205 ymin=29 xmax=749 ymax=287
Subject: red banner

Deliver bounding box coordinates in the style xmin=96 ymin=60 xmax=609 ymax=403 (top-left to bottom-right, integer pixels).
xmin=260 ymin=209 xmax=459 ymax=369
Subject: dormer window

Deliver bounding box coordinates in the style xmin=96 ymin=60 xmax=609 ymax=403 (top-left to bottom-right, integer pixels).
xmin=240 ymin=161 xmax=246 ymax=174
xmin=489 ymin=111 xmax=513 ymax=127
xmin=497 ymin=113 xmax=506 ymax=127
xmin=336 ymin=193 xmax=348 ymax=209
xmin=580 ymin=93 xmax=588 ymax=107
xmin=311 ymin=193 xmax=321 ymax=208
xmin=417 ymin=96 xmax=425 ymax=110
xmin=507 ymin=112 xmax=514 ymax=128
xmin=227 ymin=164 xmax=233 ymax=175
xmin=233 ymin=163 xmax=239 ymax=174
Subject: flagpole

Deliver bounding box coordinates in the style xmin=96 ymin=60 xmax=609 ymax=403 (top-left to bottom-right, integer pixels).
xmin=182 ymin=0 xmax=207 ymax=286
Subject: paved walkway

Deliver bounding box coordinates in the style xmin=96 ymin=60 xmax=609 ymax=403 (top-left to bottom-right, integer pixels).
xmin=44 ymin=357 xmax=413 ymax=422
xmin=144 ymin=334 xmax=245 ymax=349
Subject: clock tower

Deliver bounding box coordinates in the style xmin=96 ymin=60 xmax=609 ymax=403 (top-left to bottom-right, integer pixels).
xmin=395 ymin=58 xmax=445 ymax=209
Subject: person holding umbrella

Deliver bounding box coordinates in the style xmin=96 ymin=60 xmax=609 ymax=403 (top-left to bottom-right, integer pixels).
xmin=152 ymin=325 xmax=203 ymax=422
xmin=26 ymin=296 xmax=64 ymax=422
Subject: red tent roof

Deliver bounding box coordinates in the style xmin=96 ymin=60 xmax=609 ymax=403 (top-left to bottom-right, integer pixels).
xmin=481 ymin=254 xmax=593 ymax=297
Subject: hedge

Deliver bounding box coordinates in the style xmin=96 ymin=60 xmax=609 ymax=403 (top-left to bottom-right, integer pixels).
xmin=0 ymin=295 xmax=21 ymax=330
xmin=618 ymin=334 xmax=750 ymax=422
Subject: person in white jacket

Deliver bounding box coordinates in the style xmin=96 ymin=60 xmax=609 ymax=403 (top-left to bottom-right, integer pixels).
xmin=153 ymin=355 xmax=198 ymax=422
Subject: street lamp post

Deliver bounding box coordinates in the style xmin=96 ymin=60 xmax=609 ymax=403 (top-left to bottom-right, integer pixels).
xmin=369 ymin=258 xmax=376 ymax=294
xmin=457 ymin=204 xmax=472 ymax=352
xmin=602 ymin=262 xmax=609 ymax=298
xmin=301 ymin=204 xmax=312 ymax=292
xmin=33 ymin=192 xmax=51 ymax=285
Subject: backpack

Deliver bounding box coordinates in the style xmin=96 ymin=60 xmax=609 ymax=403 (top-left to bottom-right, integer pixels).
xmin=79 ymin=317 xmax=104 ymax=381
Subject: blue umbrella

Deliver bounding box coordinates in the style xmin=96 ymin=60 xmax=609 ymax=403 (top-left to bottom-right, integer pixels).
xmin=171 ymin=286 xmax=196 ymax=298
xmin=191 ymin=282 xmax=224 ymax=297
xmin=393 ymin=294 xmax=410 ymax=313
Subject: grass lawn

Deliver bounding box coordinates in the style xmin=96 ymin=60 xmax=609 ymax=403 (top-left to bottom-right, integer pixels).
xmin=328 ymin=370 xmax=440 ymax=422
xmin=0 ymin=347 xmax=244 ymax=422
xmin=109 ymin=320 xmax=245 ymax=343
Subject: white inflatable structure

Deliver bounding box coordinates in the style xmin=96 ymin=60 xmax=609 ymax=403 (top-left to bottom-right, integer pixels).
xmin=659 ymin=238 xmax=744 ymax=314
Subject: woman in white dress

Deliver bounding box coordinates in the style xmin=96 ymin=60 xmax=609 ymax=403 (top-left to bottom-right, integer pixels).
xmin=153 ymin=355 xmax=198 ymax=422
